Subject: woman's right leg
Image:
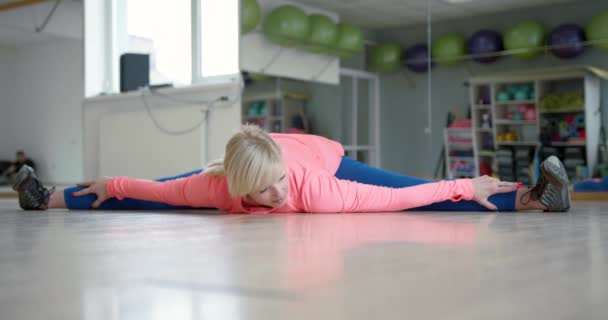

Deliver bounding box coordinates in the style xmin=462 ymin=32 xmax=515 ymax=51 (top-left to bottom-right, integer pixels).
xmin=334 ymin=156 xmax=517 ymax=211
xmin=56 ymin=169 xmax=203 ymax=210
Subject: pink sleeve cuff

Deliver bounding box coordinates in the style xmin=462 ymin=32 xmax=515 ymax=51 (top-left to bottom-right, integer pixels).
xmin=453 ymin=179 xmax=475 ymax=202
xmin=105 ymin=177 xmax=122 ymax=200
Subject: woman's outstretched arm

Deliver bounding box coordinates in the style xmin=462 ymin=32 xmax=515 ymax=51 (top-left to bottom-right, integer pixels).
xmin=73 ymin=173 xmax=227 ymax=208
xmin=299 ymin=171 xmax=517 ymax=213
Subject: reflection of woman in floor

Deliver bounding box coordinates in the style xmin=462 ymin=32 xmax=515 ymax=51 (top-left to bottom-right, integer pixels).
xmin=14 ymin=125 xmax=570 ymax=213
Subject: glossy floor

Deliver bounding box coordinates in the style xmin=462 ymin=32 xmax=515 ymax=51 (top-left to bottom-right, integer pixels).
xmin=1 ymin=199 xmax=607 ymax=320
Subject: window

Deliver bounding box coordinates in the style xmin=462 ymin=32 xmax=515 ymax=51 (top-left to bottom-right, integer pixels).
xmin=122 ymin=0 xmax=192 ymax=86
xmin=199 ymin=0 xmax=239 ymax=78
xmin=84 ymin=0 xmax=239 ymax=96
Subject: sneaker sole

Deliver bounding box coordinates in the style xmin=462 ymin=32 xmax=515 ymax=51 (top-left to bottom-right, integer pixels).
xmin=540 ymin=156 xmax=571 ymax=212
xmin=12 ymin=166 xmax=34 ymax=191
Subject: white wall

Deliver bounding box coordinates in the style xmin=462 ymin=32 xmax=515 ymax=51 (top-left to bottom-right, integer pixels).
xmin=99 ymin=107 xmax=207 ymax=178
xmin=0 ymin=47 xmax=16 ymax=160
xmin=0 ymin=0 xmax=82 ymax=44
xmin=0 ymin=0 xmax=84 ymax=182
xmin=9 ymin=39 xmax=84 ymax=183
xmin=83 ymin=83 xmax=242 ymax=181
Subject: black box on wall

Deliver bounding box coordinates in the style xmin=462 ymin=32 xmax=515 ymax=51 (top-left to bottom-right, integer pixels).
xmin=120 ymin=53 xmax=150 ymax=92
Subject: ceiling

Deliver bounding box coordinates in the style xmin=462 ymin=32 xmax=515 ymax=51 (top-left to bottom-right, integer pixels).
xmin=295 ymin=0 xmax=580 ymax=29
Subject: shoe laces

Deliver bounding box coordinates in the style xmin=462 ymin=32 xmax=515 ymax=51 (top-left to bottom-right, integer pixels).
xmin=520 ymin=175 xmax=548 ymax=206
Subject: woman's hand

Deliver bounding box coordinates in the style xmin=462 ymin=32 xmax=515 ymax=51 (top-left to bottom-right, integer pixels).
xmin=471 ymin=175 xmax=519 ymax=211
xmin=72 ymin=177 xmax=111 ymax=208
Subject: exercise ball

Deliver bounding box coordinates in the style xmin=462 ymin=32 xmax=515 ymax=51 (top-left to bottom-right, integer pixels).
xmin=368 ymin=43 xmax=402 ymax=73
xmin=304 ymin=14 xmax=338 ymax=54
xmin=242 ymin=0 xmax=261 ymax=34
xmin=332 ymin=23 xmax=364 ymax=58
xmin=467 ymin=29 xmax=503 ymax=63
xmin=548 ymin=24 xmax=586 ymax=59
xmin=404 ymin=44 xmax=432 ymax=73
xmin=263 ymin=5 xmax=310 ymax=47
xmin=432 ymin=33 xmax=466 ymax=65
xmin=504 ymin=21 xmax=544 ymax=58
xmin=250 ymin=73 xmax=272 ymax=81
xmin=586 ymin=11 xmax=608 ymax=49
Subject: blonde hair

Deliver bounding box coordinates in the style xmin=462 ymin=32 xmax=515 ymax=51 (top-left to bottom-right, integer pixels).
xmin=205 ymin=124 xmax=284 ymax=198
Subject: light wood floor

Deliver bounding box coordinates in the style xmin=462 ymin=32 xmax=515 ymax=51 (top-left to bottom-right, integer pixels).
xmin=1 ymin=199 xmax=607 ymax=320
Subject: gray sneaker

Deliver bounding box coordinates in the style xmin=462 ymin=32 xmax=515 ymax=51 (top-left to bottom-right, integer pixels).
xmin=12 ymin=165 xmax=55 ymax=210
xmin=522 ymin=156 xmax=571 ymax=212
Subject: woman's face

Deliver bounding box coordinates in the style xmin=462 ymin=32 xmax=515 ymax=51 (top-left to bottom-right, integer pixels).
xmin=245 ymin=171 xmax=289 ymax=208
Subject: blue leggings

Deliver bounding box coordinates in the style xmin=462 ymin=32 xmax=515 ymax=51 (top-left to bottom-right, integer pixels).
xmin=64 ymin=156 xmax=516 ymax=211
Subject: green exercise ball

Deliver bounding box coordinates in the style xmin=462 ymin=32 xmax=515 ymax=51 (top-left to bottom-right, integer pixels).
xmin=250 ymin=73 xmax=272 ymax=81
xmin=304 ymin=14 xmax=338 ymax=54
xmin=242 ymin=0 xmax=261 ymax=34
xmin=263 ymin=5 xmax=310 ymax=47
xmin=504 ymin=21 xmax=544 ymax=58
xmin=368 ymin=43 xmax=402 ymax=73
xmin=431 ymin=33 xmax=466 ymax=65
xmin=586 ymin=11 xmax=608 ymax=49
xmin=331 ymin=23 xmax=364 ymax=58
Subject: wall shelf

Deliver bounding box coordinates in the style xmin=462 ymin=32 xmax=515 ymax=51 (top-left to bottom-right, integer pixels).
xmin=539 ymin=109 xmax=584 ymax=114
xmin=494 ymin=120 xmax=538 ymax=125
xmin=496 ymin=141 xmax=538 ymax=146
xmin=473 ymin=105 xmax=491 ymax=110
xmin=549 ymin=141 xmax=587 ymax=147
xmin=495 ymin=100 xmax=536 ymax=105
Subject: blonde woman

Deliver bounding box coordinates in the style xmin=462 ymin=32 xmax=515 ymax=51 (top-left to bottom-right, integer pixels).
xmin=13 ymin=125 xmax=570 ymax=213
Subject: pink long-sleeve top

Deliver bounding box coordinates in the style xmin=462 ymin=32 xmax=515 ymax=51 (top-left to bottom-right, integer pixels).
xmin=106 ymin=134 xmax=475 ymax=213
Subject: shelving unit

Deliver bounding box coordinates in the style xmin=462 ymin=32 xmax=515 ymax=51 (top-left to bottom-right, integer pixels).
xmin=495 ymin=100 xmax=536 ymax=105
xmin=444 ymin=128 xmax=476 ymax=179
xmin=468 ymin=68 xmax=602 ymax=183
xmin=495 ymin=141 xmax=538 ymax=146
xmin=242 ymin=92 xmax=308 ymax=133
xmin=493 ymin=120 xmax=538 ymax=125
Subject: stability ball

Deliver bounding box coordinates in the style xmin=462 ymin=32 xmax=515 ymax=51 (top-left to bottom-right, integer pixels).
xmin=242 ymin=0 xmax=261 ymax=34
xmin=504 ymin=21 xmax=544 ymax=58
xmin=432 ymin=33 xmax=466 ymax=65
xmin=331 ymin=23 xmax=364 ymax=58
xmin=404 ymin=44 xmax=432 ymax=73
xmin=369 ymin=43 xmax=402 ymax=73
xmin=548 ymin=24 xmax=586 ymax=59
xmin=304 ymin=14 xmax=338 ymax=54
xmin=263 ymin=5 xmax=310 ymax=47
xmin=586 ymin=11 xmax=608 ymax=49
xmin=250 ymin=73 xmax=272 ymax=81
xmin=467 ymin=29 xmax=503 ymax=63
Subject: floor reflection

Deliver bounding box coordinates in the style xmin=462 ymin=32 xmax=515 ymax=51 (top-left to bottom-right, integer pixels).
xmin=81 ymin=213 xmax=481 ymax=320
xmin=281 ymin=214 xmax=479 ymax=289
